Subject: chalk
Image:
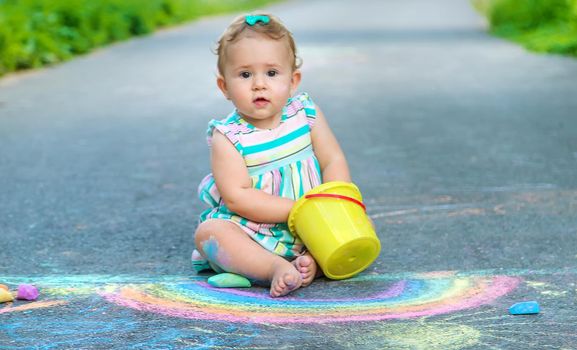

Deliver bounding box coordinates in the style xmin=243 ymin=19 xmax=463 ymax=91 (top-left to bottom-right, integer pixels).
xmin=509 ymin=301 xmax=540 ymax=315
xmin=0 ymin=289 xmax=14 ymax=303
xmin=17 ymin=284 xmax=39 ymax=301
xmin=208 ymin=273 xmax=251 ymax=288
xmin=0 ymin=284 xmax=8 ymax=291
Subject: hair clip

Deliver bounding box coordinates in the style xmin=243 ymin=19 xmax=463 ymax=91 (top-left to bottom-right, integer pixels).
xmin=245 ymin=15 xmax=270 ymax=26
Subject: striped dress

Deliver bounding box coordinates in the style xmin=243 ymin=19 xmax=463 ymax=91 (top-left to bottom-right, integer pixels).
xmin=197 ymin=92 xmax=322 ymax=260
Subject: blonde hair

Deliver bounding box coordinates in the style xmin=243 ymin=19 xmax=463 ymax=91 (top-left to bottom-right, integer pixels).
xmin=215 ymin=13 xmax=301 ymax=75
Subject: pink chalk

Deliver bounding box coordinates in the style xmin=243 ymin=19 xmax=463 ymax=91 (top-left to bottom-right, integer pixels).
xmin=17 ymin=284 xmax=39 ymax=301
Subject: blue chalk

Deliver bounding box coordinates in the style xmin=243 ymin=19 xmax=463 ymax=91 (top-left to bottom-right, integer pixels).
xmin=509 ymin=301 xmax=540 ymax=315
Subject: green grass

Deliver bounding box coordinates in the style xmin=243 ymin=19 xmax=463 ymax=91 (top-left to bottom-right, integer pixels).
xmin=472 ymin=0 xmax=577 ymax=57
xmin=0 ymin=0 xmax=281 ymax=76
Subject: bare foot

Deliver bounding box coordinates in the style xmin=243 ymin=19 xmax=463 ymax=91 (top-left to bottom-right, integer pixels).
xmin=292 ymin=254 xmax=319 ymax=287
xmin=270 ymin=263 xmax=302 ymax=297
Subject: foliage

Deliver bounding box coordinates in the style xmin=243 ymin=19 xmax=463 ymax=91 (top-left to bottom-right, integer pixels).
xmin=475 ymin=0 xmax=577 ymax=56
xmin=0 ymin=0 xmax=280 ymax=76
xmin=470 ymin=0 xmax=492 ymax=16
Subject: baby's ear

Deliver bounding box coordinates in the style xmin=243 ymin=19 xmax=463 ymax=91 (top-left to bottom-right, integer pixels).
xmin=216 ymin=75 xmax=230 ymax=100
xmin=290 ymin=70 xmax=302 ymax=95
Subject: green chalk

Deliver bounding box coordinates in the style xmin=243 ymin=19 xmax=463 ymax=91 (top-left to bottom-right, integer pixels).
xmin=207 ymin=273 xmax=251 ymax=288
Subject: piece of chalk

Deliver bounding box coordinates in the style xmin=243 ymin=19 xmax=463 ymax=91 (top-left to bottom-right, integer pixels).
xmin=509 ymin=301 xmax=540 ymax=315
xmin=207 ymin=273 xmax=251 ymax=288
xmin=16 ymin=284 xmax=39 ymax=301
xmin=0 ymin=289 xmax=14 ymax=303
xmin=0 ymin=284 xmax=9 ymax=291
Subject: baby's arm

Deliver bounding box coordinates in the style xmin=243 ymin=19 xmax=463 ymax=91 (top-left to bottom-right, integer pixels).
xmin=211 ymin=130 xmax=294 ymax=223
xmin=311 ymin=106 xmax=352 ymax=183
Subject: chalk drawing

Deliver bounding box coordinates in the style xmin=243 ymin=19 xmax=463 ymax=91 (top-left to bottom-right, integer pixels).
xmin=2 ymin=269 xmax=577 ymax=349
xmin=367 ymin=189 xmax=577 ymax=224
xmin=0 ymin=300 xmax=66 ymax=314
xmin=1 ymin=271 xmax=519 ymax=323
xmin=100 ymin=274 xmax=519 ymax=324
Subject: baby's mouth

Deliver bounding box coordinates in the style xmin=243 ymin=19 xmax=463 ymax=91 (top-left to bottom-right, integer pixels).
xmin=253 ymin=97 xmax=270 ymax=107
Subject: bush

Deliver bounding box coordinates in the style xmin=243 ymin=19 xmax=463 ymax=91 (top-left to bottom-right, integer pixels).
xmin=480 ymin=0 xmax=577 ymax=56
xmin=489 ymin=0 xmax=571 ymax=29
xmin=0 ymin=0 xmax=280 ymax=76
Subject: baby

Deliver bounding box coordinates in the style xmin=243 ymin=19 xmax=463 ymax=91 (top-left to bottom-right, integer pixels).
xmin=193 ymin=13 xmax=351 ymax=297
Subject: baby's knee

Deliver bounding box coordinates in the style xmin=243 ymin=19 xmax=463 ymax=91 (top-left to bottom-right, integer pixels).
xmin=194 ymin=220 xmax=222 ymax=247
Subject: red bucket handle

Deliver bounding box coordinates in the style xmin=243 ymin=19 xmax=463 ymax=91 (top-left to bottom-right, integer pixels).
xmin=304 ymin=193 xmax=366 ymax=212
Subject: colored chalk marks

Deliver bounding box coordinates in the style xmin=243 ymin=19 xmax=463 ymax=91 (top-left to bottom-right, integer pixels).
xmin=101 ymin=274 xmax=520 ymax=323
xmin=1 ymin=272 xmax=520 ymax=324
xmin=6 ymin=270 xmax=577 ymax=349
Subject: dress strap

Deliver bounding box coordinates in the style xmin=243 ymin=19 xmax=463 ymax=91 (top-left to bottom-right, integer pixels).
xmin=206 ymin=116 xmax=245 ymax=155
xmin=287 ymin=92 xmax=317 ymax=128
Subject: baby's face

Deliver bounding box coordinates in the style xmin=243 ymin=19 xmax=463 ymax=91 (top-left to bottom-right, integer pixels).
xmin=218 ymin=33 xmax=300 ymax=130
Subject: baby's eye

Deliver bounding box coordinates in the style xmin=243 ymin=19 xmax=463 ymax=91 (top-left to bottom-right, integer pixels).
xmin=240 ymin=71 xmax=251 ymax=79
xmin=267 ymin=70 xmax=278 ymax=77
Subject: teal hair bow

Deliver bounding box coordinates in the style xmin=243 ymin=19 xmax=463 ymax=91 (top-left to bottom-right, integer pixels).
xmin=245 ymin=15 xmax=270 ymax=26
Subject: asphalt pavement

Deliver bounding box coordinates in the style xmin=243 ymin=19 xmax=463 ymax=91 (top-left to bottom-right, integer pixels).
xmin=1 ymin=0 xmax=577 ymax=348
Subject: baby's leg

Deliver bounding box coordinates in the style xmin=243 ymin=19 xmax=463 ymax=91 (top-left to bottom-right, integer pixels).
xmin=194 ymin=219 xmax=302 ymax=297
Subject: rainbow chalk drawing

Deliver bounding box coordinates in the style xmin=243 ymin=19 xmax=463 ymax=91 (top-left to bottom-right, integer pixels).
xmin=0 ymin=272 xmax=520 ymax=323
xmin=99 ymin=273 xmax=520 ymax=324
xmin=4 ymin=270 xmax=577 ymax=348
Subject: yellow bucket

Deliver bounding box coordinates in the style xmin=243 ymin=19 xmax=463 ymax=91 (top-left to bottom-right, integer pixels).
xmin=288 ymin=181 xmax=381 ymax=280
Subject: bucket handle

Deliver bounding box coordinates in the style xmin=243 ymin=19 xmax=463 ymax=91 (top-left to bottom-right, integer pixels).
xmin=304 ymin=193 xmax=366 ymax=212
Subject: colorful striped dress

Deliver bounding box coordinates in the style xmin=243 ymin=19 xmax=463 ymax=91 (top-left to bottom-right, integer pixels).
xmin=196 ymin=92 xmax=322 ymax=262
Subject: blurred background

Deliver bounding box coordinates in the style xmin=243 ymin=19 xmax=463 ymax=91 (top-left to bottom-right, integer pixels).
xmin=472 ymin=0 xmax=577 ymax=56
xmin=0 ymin=0 xmax=283 ymax=76
xmin=1 ymin=0 xmax=576 ymax=78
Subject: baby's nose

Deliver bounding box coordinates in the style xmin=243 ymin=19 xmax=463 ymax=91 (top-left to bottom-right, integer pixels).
xmin=252 ymin=74 xmax=266 ymax=89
